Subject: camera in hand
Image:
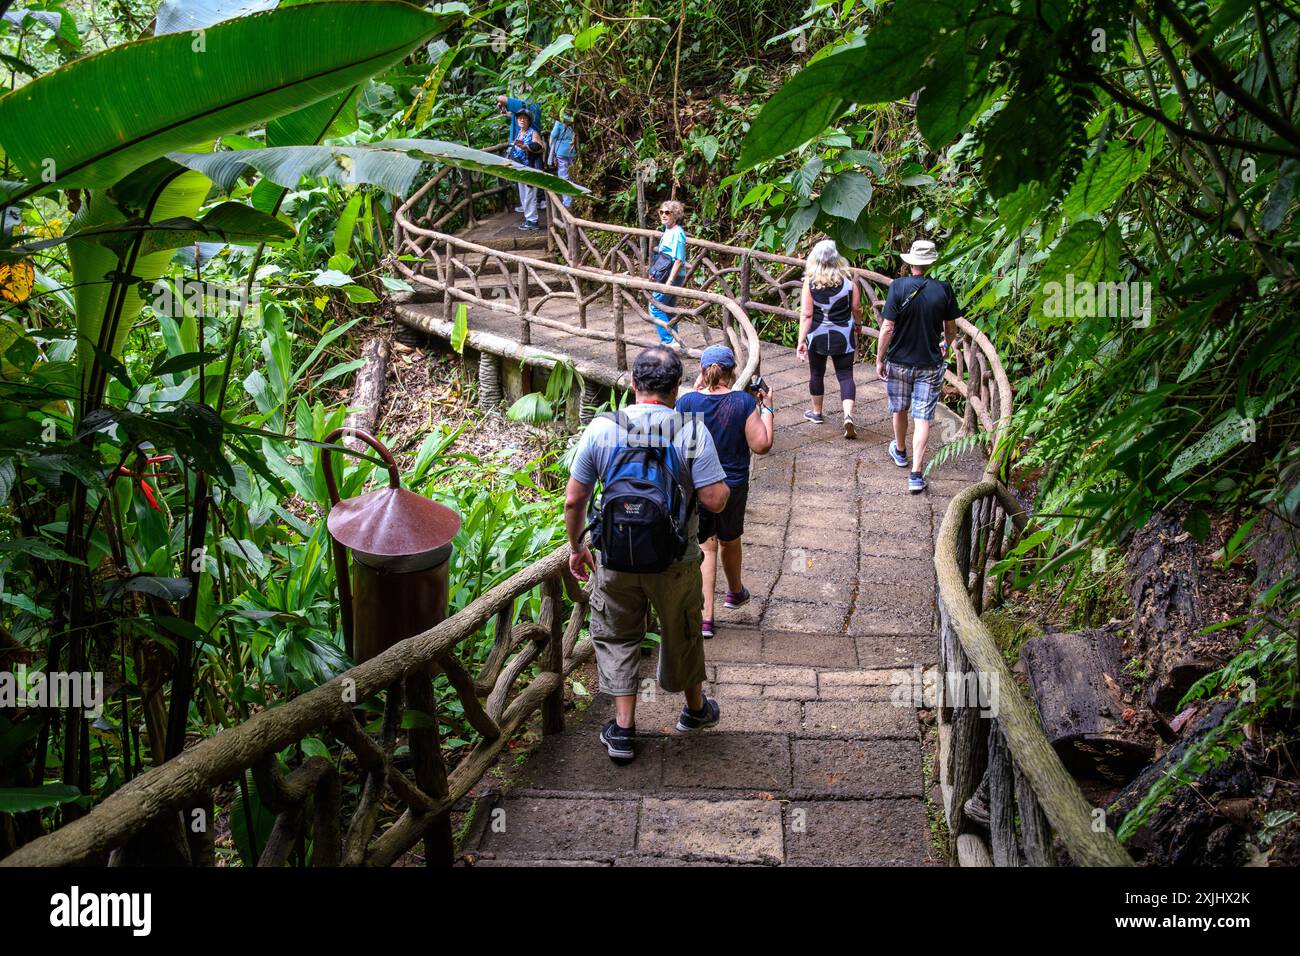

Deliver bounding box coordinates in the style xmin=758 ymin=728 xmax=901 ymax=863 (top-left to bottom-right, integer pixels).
xmin=745 ymin=374 xmax=767 ymax=395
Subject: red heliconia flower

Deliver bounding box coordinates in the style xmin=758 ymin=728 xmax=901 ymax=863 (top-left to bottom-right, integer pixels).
xmin=116 ymin=454 xmax=174 ymax=512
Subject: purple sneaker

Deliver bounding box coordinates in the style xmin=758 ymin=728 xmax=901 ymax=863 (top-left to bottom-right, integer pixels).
xmin=723 ymin=587 xmax=750 ymax=610
xmin=702 ymin=619 xmax=714 ymax=639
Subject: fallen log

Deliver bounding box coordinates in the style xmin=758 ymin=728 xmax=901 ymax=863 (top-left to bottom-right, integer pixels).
xmin=1021 ymin=628 xmax=1155 ymax=784
xmin=343 ymin=336 xmax=390 ymax=451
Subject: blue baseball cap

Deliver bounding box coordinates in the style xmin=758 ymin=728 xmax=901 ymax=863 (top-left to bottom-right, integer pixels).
xmin=700 ymin=345 xmax=736 ymax=369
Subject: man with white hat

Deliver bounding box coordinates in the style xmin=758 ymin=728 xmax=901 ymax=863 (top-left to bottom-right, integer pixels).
xmin=875 ymin=239 xmax=960 ymax=493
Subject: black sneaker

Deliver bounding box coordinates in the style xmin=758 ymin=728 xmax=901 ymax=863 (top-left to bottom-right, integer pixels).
xmin=675 ymin=697 xmax=721 ymax=733
xmin=599 ymin=719 xmax=635 ymax=762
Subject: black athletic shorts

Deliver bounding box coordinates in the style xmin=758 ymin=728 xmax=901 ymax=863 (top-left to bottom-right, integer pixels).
xmin=698 ymin=481 xmax=749 ymax=543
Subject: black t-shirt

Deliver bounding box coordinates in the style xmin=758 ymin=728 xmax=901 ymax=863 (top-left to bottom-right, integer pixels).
xmin=882 ymin=275 xmax=959 ymax=366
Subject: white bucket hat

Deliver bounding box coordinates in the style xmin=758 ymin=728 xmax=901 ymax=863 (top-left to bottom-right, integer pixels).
xmin=900 ymin=239 xmax=939 ymax=266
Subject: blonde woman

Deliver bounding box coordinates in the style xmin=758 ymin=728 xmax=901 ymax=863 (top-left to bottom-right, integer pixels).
xmin=648 ymin=200 xmax=688 ymax=347
xmin=797 ymin=239 xmax=862 ymax=438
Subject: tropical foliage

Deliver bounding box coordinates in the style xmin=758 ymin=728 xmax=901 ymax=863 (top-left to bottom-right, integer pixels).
xmin=0 ymin=0 xmax=580 ymax=853
xmin=739 ymin=0 xmax=1299 ymax=841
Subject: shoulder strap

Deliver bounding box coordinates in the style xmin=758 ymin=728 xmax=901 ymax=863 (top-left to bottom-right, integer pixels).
xmin=890 ymin=277 xmax=931 ymax=342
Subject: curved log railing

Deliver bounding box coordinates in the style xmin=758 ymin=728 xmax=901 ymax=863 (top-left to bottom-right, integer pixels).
xmin=540 ymin=183 xmax=1005 ymax=427
xmin=930 ymin=326 xmax=1132 ymax=866
xmin=3 ymin=547 xmax=592 ymax=867
xmin=391 ymin=150 xmax=764 ymax=387
xmin=543 ymin=196 xmax=894 ymax=324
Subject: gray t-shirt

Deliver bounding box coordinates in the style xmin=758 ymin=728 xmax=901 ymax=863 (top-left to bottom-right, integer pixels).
xmin=570 ymin=403 xmax=727 ymax=559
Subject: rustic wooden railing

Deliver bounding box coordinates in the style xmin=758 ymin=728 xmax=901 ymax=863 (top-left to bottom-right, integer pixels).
xmin=931 ymin=324 xmax=1133 ymax=866
xmin=539 ymin=189 xmax=1012 ymax=426
xmin=391 ymin=153 xmax=1119 ymax=864
xmin=543 ymin=194 xmax=895 ymax=324
xmin=390 ymin=154 xmax=764 ymax=387
xmin=2 ymin=547 xmax=591 ymax=867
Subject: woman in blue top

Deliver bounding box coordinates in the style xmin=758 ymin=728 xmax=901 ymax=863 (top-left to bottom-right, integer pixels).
xmin=507 ymin=109 xmax=544 ymax=231
xmin=676 ymin=345 xmax=775 ymax=637
xmin=547 ymin=111 xmax=577 ymax=208
xmin=648 ymin=200 xmax=688 ymax=348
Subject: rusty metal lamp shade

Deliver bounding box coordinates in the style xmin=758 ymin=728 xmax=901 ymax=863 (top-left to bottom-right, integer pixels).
xmin=321 ymin=428 xmax=461 ymax=663
xmin=327 ymin=486 xmax=460 ymax=572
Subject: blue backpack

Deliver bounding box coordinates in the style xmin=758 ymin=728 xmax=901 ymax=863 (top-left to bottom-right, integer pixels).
xmin=586 ymin=411 xmax=695 ymax=573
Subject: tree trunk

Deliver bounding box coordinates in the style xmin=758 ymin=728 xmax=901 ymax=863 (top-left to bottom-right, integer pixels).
xmin=1125 ymin=511 xmax=1215 ymax=713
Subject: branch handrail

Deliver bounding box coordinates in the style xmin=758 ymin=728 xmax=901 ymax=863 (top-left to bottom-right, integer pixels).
xmin=544 ymin=191 xmax=892 ymax=329
xmin=927 ymin=325 xmax=1129 ymax=864
xmin=392 ymin=161 xmax=764 ymax=387
xmin=2 ymin=545 xmax=591 ymax=867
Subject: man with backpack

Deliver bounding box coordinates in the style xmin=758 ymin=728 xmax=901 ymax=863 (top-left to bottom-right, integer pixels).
xmin=564 ymin=347 xmax=732 ymax=763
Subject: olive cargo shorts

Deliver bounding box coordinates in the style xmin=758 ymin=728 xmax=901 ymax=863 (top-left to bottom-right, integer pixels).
xmin=588 ymin=555 xmax=707 ymax=697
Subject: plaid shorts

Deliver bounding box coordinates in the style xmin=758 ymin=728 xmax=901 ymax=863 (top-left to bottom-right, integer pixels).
xmin=886 ymin=361 xmax=946 ymax=420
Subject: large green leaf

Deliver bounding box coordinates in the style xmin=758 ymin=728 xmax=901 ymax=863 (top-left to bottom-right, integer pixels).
xmin=268 ymin=88 xmax=360 ymax=147
xmin=819 ymin=172 xmax=873 ymax=221
xmin=10 ymin=201 xmax=293 ymax=255
xmin=736 ymin=47 xmax=863 ymax=172
xmin=528 ymin=33 xmax=575 ymax=76
xmin=1034 ymin=220 xmax=1124 ymax=328
xmin=0 ymin=2 xmax=446 ymax=194
xmin=1062 ymin=125 xmax=1163 ymax=219
xmin=136 ymin=202 xmax=295 ymax=256
xmin=783 ymin=201 xmax=819 ymax=253
xmin=915 ymin=40 xmax=983 ymax=149
xmin=168 ymin=139 xmax=589 ymax=197
xmin=0 ymin=784 xmax=88 ymax=813
xmin=69 ymin=170 xmax=213 ymax=400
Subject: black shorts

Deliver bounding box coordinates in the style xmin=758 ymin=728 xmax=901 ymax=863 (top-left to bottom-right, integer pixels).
xmin=698 ymin=481 xmax=749 ymax=543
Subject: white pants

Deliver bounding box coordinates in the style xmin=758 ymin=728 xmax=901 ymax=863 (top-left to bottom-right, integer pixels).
xmin=518 ymin=182 xmax=538 ymax=222
xmin=556 ymin=156 xmax=573 ymax=207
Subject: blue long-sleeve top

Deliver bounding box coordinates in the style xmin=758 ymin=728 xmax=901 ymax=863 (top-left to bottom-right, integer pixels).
xmin=548 ymin=121 xmax=576 ymax=160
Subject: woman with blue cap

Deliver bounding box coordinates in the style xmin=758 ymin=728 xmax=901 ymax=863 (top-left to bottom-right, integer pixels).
xmin=675 ymin=344 xmax=774 ymax=637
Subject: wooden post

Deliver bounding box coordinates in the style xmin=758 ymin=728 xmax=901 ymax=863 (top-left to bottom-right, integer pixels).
xmin=518 ymin=259 xmax=530 ymax=346
xmin=946 ymin=628 xmax=988 ymax=865
xmin=541 ymin=577 xmax=564 ymax=736
xmin=1014 ymin=761 xmax=1056 ymax=866
xmin=566 ymin=218 xmax=578 ymax=267
xmin=965 ymin=347 xmax=982 ymax=437
xmin=441 ymin=240 xmax=453 ymax=323
xmin=988 ymin=719 xmax=1020 ymax=866
xmin=460 ymin=168 xmax=476 ymax=227
xmin=613 ymin=288 xmax=627 ymax=371
xmin=405 ymin=665 xmax=453 ymax=867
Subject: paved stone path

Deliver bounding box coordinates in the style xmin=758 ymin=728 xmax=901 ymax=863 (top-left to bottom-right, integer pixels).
xmin=452 ymin=341 xmax=984 ymax=866
xmin=412 ymin=208 xmax=989 ymax=865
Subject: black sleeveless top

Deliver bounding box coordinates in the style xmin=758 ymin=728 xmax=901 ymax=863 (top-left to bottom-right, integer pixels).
xmin=807 ymin=277 xmax=854 ymax=355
